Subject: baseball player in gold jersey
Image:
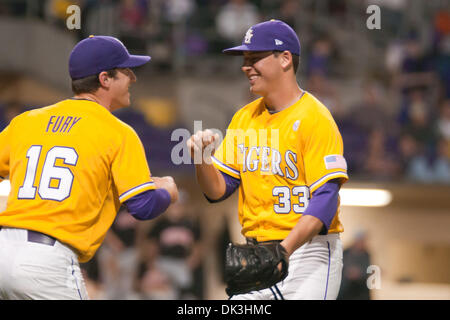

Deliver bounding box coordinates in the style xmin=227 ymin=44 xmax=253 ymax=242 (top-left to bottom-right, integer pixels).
xmin=188 ymin=20 xmax=348 ymax=299
xmin=0 ymin=36 xmax=178 ymax=299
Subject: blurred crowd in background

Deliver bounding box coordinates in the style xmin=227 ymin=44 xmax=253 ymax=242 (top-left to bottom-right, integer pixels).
xmin=1 ymin=0 xmax=449 ymax=184
xmin=0 ymin=0 xmax=449 ymax=299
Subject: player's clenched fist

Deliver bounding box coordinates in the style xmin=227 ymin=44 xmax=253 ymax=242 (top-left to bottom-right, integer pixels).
xmin=153 ymin=176 xmax=179 ymax=203
xmin=187 ymin=129 xmax=220 ymax=164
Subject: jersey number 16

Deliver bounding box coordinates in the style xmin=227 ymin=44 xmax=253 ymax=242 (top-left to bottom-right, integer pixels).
xmin=18 ymin=145 xmax=78 ymax=201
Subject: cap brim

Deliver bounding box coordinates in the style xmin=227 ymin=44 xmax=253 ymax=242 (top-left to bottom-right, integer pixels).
xmin=223 ymin=45 xmax=276 ymax=55
xmin=117 ymin=55 xmax=151 ymax=68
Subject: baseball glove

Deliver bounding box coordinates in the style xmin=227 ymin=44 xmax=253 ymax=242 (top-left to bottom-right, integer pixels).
xmin=224 ymin=242 xmax=289 ymax=296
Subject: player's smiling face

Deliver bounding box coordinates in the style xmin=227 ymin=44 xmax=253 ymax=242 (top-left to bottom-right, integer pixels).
xmin=241 ymin=51 xmax=281 ymax=96
xmin=109 ymin=68 xmax=136 ymax=111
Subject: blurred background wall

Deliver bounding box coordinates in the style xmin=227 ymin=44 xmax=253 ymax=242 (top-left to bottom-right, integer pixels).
xmin=0 ymin=0 xmax=449 ymax=300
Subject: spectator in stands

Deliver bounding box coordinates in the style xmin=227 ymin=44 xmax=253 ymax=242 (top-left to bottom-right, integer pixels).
xmin=362 ymin=130 xmax=400 ymax=180
xmin=272 ymin=0 xmax=300 ymax=31
xmin=350 ymin=81 xmax=393 ymax=135
xmin=437 ymin=99 xmax=450 ymax=142
xmin=80 ymin=257 xmax=106 ymax=300
xmin=401 ymin=90 xmax=438 ymax=151
xmin=432 ymin=23 xmax=450 ymax=99
xmin=395 ymin=33 xmax=435 ymax=94
xmin=215 ymin=0 xmax=260 ymax=47
xmin=120 ymin=0 xmax=148 ymax=30
xmin=306 ymin=37 xmax=333 ymax=77
xmin=398 ymin=133 xmax=447 ymax=184
xmin=397 ymin=87 xmax=434 ymax=127
xmin=433 ymin=138 xmax=450 ymax=184
xmin=344 ymin=81 xmax=401 ymax=179
xmin=84 ymin=0 xmax=120 ymax=38
xmin=137 ymin=190 xmax=204 ymax=299
xmin=119 ymin=0 xmax=149 ymax=54
xmin=306 ymin=73 xmax=344 ymax=122
xmin=97 ymin=206 xmax=142 ymax=299
xmin=338 ymin=231 xmax=372 ymax=300
xmin=163 ymin=0 xmax=196 ymax=24
xmin=326 ymin=0 xmax=347 ymax=24
xmin=139 ymin=263 xmax=178 ymax=299
xmin=398 ymin=133 xmax=418 ymax=176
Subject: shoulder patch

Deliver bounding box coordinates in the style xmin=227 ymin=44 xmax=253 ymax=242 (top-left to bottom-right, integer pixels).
xmin=324 ymin=154 xmax=347 ymax=170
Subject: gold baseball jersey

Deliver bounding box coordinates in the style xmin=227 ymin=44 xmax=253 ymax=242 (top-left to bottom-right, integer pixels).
xmin=0 ymin=99 xmax=155 ymax=262
xmin=212 ymin=92 xmax=348 ymax=241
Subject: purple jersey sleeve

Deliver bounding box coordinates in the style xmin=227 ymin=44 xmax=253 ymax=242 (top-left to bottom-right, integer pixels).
xmin=204 ymin=171 xmax=241 ymax=203
xmin=124 ymin=188 xmax=171 ymax=220
xmin=302 ymin=179 xmax=341 ymax=235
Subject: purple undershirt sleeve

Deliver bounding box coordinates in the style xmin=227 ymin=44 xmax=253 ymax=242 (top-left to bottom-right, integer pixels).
xmin=302 ymin=179 xmax=341 ymax=235
xmin=204 ymin=171 xmax=241 ymax=203
xmin=124 ymin=188 xmax=171 ymax=220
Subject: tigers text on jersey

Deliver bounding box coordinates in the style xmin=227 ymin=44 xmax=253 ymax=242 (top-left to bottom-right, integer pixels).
xmin=0 ymin=99 xmax=155 ymax=262
xmin=212 ymin=92 xmax=348 ymax=241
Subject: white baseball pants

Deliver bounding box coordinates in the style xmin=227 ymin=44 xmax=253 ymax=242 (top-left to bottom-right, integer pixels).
xmin=0 ymin=227 xmax=89 ymax=300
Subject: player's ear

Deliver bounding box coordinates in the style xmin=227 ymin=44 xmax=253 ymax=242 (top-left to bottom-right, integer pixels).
xmin=98 ymin=71 xmax=111 ymax=88
xmin=279 ymin=51 xmax=293 ymax=72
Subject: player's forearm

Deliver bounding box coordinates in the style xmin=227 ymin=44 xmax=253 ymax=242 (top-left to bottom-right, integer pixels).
xmin=281 ymin=181 xmax=340 ymax=256
xmin=195 ymin=162 xmax=226 ymax=200
xmin=125 ymin=188 xmax=171 ymax=220
xmin=280 ymin=215 xmax=323 ymax=257
xmin=152 ymin=176 xmax=178 ymax=203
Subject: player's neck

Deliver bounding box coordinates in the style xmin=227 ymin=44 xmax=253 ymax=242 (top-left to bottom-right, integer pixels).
xmin=73 ymin=92 xmax=112 ymax=112
xmin=263 ymin=81 xmax=303 ymax=113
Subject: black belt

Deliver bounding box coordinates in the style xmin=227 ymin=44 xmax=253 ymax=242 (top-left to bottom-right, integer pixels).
xmin=27 ymin=230 xmax=56 ymax=246
xmin=0 ymin=226 xmax=56 ymax=246
xmin=246 ymin=238 xmax=282 ymax=245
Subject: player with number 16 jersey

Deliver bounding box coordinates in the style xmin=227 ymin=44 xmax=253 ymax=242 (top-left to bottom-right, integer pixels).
xmin=0 ymin=35 xmax=178 ymax=300
xmin=0 ymin=99 xmax=155 ymax=262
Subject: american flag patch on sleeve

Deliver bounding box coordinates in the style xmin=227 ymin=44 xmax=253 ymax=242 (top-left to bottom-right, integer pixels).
xmin=324 ymin=155 xmax=347 ymax=170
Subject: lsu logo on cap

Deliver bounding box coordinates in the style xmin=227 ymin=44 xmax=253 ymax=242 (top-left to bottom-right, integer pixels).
xmin=244 ymin=28 xmax=254 ymax=44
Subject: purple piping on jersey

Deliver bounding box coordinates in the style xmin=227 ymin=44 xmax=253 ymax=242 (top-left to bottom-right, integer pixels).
xmin=125 ymin=188 xmax=171 ymax=220
xmin=119 ymin=181 xmax=155 ymax=202
xmin=309 ymin=171 xmax=347 ymax=191
xmin=211 ymin=156 xmax=240 ymax=177
xmin=204 ymin=171 xmax=241 ymax=203
xmin=302 ymin=179 xmax=340 ymax=234
xmin=324 ymin=241 xmax=331 ymax=300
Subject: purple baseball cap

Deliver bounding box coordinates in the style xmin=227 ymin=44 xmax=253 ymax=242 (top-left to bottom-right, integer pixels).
xmin=69 ymin=35 xmax=151 ymax=79
xmin=223 ymin=20 xmax=300 ymax=56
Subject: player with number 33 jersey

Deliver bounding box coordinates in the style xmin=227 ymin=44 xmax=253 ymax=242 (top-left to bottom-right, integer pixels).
xmin=188 ymin=20 xmax=348 ymax=300
xmin=212 ymin=91 xmax=348 ymax=240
